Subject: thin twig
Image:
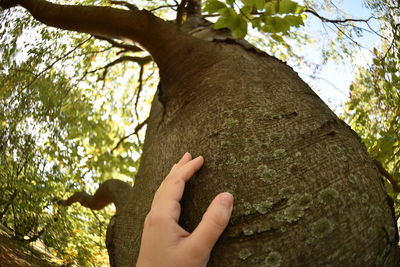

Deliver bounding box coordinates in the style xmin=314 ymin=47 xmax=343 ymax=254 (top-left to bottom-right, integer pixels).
xmin=111 ymin=118 xmax=148 ymax=153
xmin=134 ymin=64 xmax=144 ymax=121
xmin=305 ymin=9 xmax=375 ymax=24
xmin=25 ymin=37 xmax=92 ymax=88
xmin=149 ymin=4 xmax=178 ymax=12
xmin=86 ymin=55 xmax=152 ymax=82
xmin=109 ymin=0 xmax=138 ymax=11
xmin=93 ymin=35 xmax=143 ymax=52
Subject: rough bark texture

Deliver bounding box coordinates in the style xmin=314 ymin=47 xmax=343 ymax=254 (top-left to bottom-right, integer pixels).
xmin=1 ymin=0 xmax=399 ymax=266
xmin=115 ymin=40 xmax=400 ymax=266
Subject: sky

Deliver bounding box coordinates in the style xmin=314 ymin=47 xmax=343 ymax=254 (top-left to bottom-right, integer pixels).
xmin=295 ymin=0 xmax=380 ymax=114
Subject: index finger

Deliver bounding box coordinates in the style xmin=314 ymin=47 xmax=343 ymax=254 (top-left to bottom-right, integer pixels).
xmin=151 ymin=156 xmax=204 ymax=220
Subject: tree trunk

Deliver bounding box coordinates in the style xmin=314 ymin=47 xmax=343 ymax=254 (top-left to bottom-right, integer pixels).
xmin=111 ymin=41 xmax=400 ymax=266
xmin=2 ymin=0 xmax=399 ymax=265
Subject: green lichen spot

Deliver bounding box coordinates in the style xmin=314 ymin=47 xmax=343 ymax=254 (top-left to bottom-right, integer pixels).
xmin=312 ymin=217 xmax=334 ymax=239
xmin=348 ymin=174 xmax=357 ymax=184
xmin=361 ymin=193 xmax=369 ymax=204
xmin=257 ymin=221 xmax=272 ymax=233
xmin=257 ymin=165 xmax=277 ymax=182
xmin=261 ymin=142 xmax=269 ymax=149
xmin=222 ymin=118 xmax=239 ymax=129
xmin=278 ymin=186 xmax=295 ymax=199
xmin=262 ymin=169 xmax=277 ymax=182
xmin=242 ymin=155 xmax=251 ymax=163
xmin=238 ymin=248 xmax=252 ymax=260
xmin=297 ymin=193 xmax=313 ymax=209
xmin=349 ymin=191 xmax=357 ymax=201
xmin=271 ymin=114 xmax=282 ymax=120
xmin=270 ymin=133 xmax=283 ymax=143
xmin=264 ymin=251 xmax=282 ymax=267
xmin=254 ymin=199 xmax=273 ymax=214
xmin=386 ymin=226 xmax=396 ymax=242
xmin=367 ymin=227 xmax=374 ymax=236
xmin=231 ymin=169 xmax=242 ymax=178
xmin=242 ymin=225 xmax=255 ymax=236
xmin=318 ymin=188 xmax=339 ymax=204
xmin=282 ymin=205 xmax=304 ymax=223
xmin=221 ymin=140 xmax=231 ymax=148
xmin=295 ymin=151 xmax=302 ymax=157
xmin=368 ymin=205 xmax=381 ymax=218
xmin=273 ymin=149 xmax=286 ymax=159
xmin=329 ymin=144 xmax=342 ymax=154
xmin=243 ymin=202 xmax=253 ymax=215
xmin=221 ymin=110 xmax=233 ymax=117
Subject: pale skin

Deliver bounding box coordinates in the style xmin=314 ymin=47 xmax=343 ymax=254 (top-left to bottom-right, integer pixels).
xmin=136 ymin=152 xmax=234 ymax=267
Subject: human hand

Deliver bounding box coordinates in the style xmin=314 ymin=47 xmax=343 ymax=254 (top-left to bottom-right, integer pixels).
xmin=136 ymin=152 xmax=234 ymax=267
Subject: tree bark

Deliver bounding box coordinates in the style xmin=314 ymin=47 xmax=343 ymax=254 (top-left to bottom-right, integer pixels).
xmin=121 ymin=42 xmax=400 ymax=266
xmin=2 ymin=0 xmax=399 ymax=266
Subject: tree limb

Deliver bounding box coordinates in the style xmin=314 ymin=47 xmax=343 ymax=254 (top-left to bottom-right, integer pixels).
xmin=176 ymin=0 xmax=188 ymax=25
xmin=373 ymin=159 xmax=400 ymax=193
xmin=109 ymin=0 xmax=137 ymax=11
xmin=0 ymin=0 xmax=185 ymax=63
xmin=88 ymin=55 xmax=152 ymax=74
xmin=56 ymin=179 xmax=132 ymax=211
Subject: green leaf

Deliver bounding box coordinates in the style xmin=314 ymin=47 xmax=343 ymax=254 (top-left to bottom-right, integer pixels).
xmin=240 ymin=0 xmax=253 ymax=7
xmin=241 ymin=5 xmax=253 ymax=15
xmin=253 ymin=0 xmax=265 ymax=10
xmin=271 ymin=34 xmax=285 ymax=42
xmin=251 ymin=17 xmax=262 ymax=28
xmin=204 ymin=0 xmax=226 ymax=13
xmin=214 ymin=17 xmax=231 ymax=29
xmin=265 ymin=1 xmax=279 ymax=15
xmin=278 ymin=0 xmax=305 ymax=14
xmin=263 ymin=16 xmax=290 ymax=33
xmin=283 ymin=14 xmax=305 ymax=27
xmin=232 ymin=17 xmax=248 ymax=38
xmin=226 ymin=0 xmax=235 ymax=6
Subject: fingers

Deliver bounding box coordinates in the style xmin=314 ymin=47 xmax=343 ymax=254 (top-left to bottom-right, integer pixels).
xmin=151 ymin=153 xmax=204 ymax=221
xmin=187 ymin=192 xmax=234 ymax=254
xmin=168 ymin=152 xmax=192 ymax=176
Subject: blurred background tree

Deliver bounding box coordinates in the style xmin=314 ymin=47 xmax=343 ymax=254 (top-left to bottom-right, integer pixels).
xmin=342 ymin=0 xmax=399 ymax=211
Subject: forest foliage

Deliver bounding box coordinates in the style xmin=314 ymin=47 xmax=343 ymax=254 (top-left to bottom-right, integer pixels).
xmin=0 ymin=0 xmax=398 ymax=265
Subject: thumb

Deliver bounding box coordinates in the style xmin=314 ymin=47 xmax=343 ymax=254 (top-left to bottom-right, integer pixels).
xmin=188 ymin=192 xmax=234 ymax=253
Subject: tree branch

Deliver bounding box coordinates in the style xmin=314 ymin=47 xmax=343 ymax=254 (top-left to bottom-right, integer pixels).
xmin=134 ymin=64 xmax=145 ymax=121
xmin=176 ymin=0 xmax=188 ymax=25
xmin=111 ymin=118 xmax=148 ymax=153
xmin=56 ymin=179 xmax=132 ymax=211
xmin=109 ymin=0 xmax=137 ymax=11
xmin=87 ymin=55 xmax=152 ymax=83
xmin=0 ymin=0 xmax=185 ymax=64
xmin=305 ymin=9 xmax=375 ymax=24
xmin=0 ymin=190 xmax=17 ymax=221
xmin=149 ymin=4 xmax=178 ymax=12
xmin=373 ymin=159 xmax=400 ymax=193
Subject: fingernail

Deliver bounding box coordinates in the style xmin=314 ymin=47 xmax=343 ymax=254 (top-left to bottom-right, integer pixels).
xmin=219 ymin=192 xmax=234 ymax=210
